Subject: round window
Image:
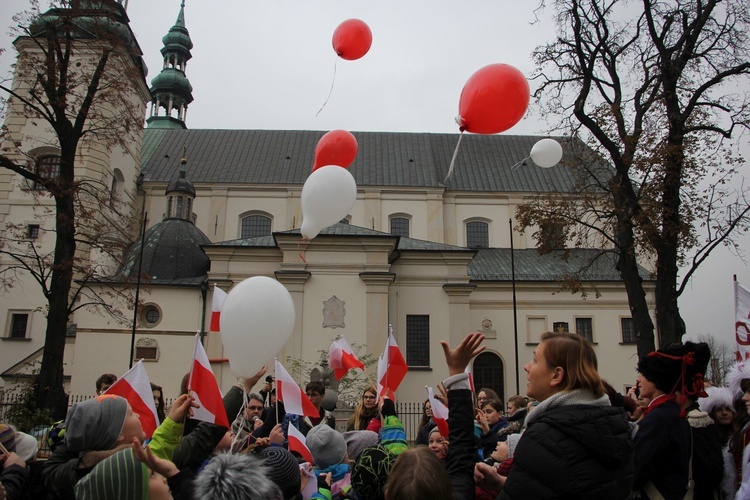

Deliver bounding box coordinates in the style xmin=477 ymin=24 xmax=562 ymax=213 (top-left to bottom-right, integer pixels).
xmin=142 ymin=304 xmax=161 ymax=327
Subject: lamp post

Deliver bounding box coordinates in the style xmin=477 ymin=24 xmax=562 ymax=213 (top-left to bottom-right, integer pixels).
xmin=510 ymin=218 xmax=520 ymax=395
xmin=129 ymin=174 xmax=147 ymax=368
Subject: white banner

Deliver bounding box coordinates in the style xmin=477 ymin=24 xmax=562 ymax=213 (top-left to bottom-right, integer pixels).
xmin=734 ymin=281 xmax=750 ymax=361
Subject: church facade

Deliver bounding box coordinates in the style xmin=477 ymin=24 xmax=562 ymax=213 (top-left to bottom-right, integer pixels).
xmin=0 ymin=1 xmax=652 ymax=406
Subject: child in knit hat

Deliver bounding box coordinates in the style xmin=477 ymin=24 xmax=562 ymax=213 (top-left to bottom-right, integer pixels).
xmin=306 ymin=424 xmax=352 ymax=499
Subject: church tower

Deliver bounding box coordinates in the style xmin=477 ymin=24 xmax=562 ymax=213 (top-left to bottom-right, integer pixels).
xmin=146 ymin=1 xmax=194 ymax=129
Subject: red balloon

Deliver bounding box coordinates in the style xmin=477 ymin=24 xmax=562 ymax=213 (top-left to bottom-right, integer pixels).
xmin=313 ymin=130 xmax=358 ymax=171
xmin=332 ymin=19 xmax=372 ymax=61
xmin=458 ymin=64 xmax=530 ymax=134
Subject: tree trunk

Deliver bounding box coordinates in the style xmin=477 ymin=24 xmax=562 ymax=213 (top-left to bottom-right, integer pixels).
xmin=34 ymin=151 xmax=77 ymax=420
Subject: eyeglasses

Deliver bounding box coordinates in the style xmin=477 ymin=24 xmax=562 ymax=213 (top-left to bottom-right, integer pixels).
xmin=248 ymin=405 xmax=263 ymax=411
xmin=363 ymin=395 xmax=377 ymax=400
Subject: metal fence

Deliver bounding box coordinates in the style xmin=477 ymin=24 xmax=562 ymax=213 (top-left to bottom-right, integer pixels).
xmin=0 ymin=393 xmax=426 ymax=460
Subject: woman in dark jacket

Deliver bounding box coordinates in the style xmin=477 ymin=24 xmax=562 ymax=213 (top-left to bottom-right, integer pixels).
xmin=475 ymin=332 xmax=634 ymax=499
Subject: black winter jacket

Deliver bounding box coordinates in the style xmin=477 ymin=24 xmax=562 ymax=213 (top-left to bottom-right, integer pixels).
xmin=499 ymin=404 xmax=634 ymax=500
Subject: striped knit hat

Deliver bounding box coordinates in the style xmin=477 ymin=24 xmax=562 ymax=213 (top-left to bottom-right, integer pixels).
xmin=0 ymin=424 xmax=16 ymax=454
xmin=74 ymin=448 xmax=148 ymax=500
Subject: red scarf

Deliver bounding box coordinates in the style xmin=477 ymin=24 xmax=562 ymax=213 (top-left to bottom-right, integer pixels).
xmin=641 ymin=393 xmax=677 ymax=417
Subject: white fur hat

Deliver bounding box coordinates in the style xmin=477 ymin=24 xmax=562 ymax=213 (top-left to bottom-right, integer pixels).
xmin=725 ymin=360 xmax=750 ymax=398
xmin=698 ymin=386 xmax=736 ymax=414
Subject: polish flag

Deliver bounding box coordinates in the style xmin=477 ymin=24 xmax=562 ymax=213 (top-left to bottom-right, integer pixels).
xmin=427 ymin=386 xmax=450 ymax=438
xmin=210 ymin=285 xmax=227 ymax=332
xmin=465 ymin=365 xmax=476 ymax=394
xmin=275 ymin=360 xmax=319 ymax=418
xmin=378 ymin=328 xmax=408 ymax=396
xmin=329 ymin=337 xmax=364 ymax=380
xmin=735 ymin=281 xmax=750 ymax=361
xmin=375 ymin=353 xmax=396 ymax=400
xmin=105 ymin=361 xmax=159 ymax=438
xmin=188 ymin=334 xmax=230 ymax=428
xmin=287 ymin=421 xmax=314 ymax=464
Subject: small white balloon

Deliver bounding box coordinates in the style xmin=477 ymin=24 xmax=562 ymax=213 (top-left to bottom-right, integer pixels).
xmin=530 ymin=138 xmax=563 ymax=168
xmin=301 ymin=165 xmax=357 ymax=239
xmin=220 ymin=276 xmax=295 ymax=378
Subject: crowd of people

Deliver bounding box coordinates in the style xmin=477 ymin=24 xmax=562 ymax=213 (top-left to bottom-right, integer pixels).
xmin=3 ymin=331 xmax=750 ymax=499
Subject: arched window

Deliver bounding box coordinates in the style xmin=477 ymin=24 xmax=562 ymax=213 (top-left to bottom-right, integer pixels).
xmin=241 ymin=214 xmax=272 ymax=238
xmin=466 ymin=220 xmax=489 ymax=248
xmin=109 ymin=168 xmax=125 ymax=208
xmin=175 ymin=196 xmax=183 ymax=219
xmin=389 ymin=216 xmax=410 ymax=238
xmin=34 ymin=155 xmax=61 ymax=190
xmin=167 ymin=196 xmax=173 ymax=218
xmin=472 ymin=352 xmax=505 ymax=404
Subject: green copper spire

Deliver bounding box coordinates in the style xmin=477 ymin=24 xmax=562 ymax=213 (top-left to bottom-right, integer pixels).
xmin=147 ymin=0 xmax=193 ymax=129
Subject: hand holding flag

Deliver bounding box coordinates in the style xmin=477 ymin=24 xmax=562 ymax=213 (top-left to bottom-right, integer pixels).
xmin=427 ymin=386 xmax=450 ymax=438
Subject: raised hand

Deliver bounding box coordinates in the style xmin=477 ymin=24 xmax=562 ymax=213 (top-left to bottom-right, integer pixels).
xmin=440 ymin=332 xmax=486 ymax=376
xmin=135 ymin=438 xmax=179 ymax=479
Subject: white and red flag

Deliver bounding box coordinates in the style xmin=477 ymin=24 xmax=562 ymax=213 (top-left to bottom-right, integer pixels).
xmin=427 ymin=386 xmax=450 ymax=438
xmin=287 ymin=421 xmax=314 ymax=464
xmin=275 ymin=360 xmax=319 ymax=418
xmin=105 ymin=361 xmax=160 ymax=438
xmin=735 ymin=281 xmax=750 ymax=361
xmin=328 ymin=337 xmax=364 ymax=380
xmin=210 ymin=284 xmax=227 ymax=332
xmin=465 ymin=365 xmax=476 ymax=394
xmin=377 ymin=327 xmax=408 ymax=396
xmin=188 ymin=334 xmax=230 ymax=428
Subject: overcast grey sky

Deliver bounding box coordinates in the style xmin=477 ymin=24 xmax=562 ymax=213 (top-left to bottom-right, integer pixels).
xmin=1 ymin=0 xmax=748 ymax=347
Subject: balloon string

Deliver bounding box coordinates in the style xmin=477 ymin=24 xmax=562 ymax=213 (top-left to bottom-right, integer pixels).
xmin=511 ymin=156 xmax=530 ymax=171
xmin=297 ymin=237 xmax=308 ymax=263
xmin=316 ymin=57 xmax=338 ymax=117
xmin=443 ymin=131 xmax=465 ymax=184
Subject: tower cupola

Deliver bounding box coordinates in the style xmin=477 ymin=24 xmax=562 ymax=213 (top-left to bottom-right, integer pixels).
xmin=146 ymin=1 xmax=193 ymax=129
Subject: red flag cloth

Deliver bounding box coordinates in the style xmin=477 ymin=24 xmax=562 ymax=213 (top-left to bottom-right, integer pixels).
xmin=188 ymin=334 xmax=230 ymax=428
xmin=465 ymin=365 xmax=476 ymax=394
xmin=427 ymin=386 xmax=450 ymax=438
xmin=735 ymin=281 xmax=750 ymax=361
xmin=105 ymin=361 xmax=159 ymax=438
xmin=275 ymin=360 xmax=319 ymax=418
xmin=287 ymin=421 xmax=314 ymax=464
xmin=329 ymin=337 xmax=364 ymax=380
xmin=210 ymin=285 xmax=227 ymax=332
xmin=378 ymin=331 xmax=408 ymax=395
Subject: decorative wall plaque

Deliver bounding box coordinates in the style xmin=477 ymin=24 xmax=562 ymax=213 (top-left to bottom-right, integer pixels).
xmin=481 ymin=318 xmax=497 ymax=339
xmin=322 ymin=296 xmax=346 ymax=329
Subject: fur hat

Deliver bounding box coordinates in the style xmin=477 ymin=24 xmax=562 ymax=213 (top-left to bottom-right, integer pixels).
xmin=699 ymin=386 xmax=736 ymax=414
xmin=65 ymin=395 xmax=128 ymax=453
xmin=74 ymin=448 xmax=148 ymax=500
xmin=351 ymin=444 xmax=396 ymax=500
xmin=261 ymin=447 xmax=302 ymax=499
xmin=0 ymin=424 xmax=16 ymax=454
xmin=726 ymin=360 xmax=750 ymax=398
xmin=193 ymin=453 xmax=283 ymax=500
xmin=637 ymin=342 xmax=710 ymax=397
xmin=306 ymin=424 xmax=347 ymax=469
xmin=343 ymin=430 xmax=379 ymax=461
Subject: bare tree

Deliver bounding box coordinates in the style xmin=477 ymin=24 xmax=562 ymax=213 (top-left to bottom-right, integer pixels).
xmin=0 ymin=1 xmax=149 ymax=418
xmin=697 ymin=334 xmax=733 ymax=386
xmin=518 ymin=0 xmax=750 ymax=358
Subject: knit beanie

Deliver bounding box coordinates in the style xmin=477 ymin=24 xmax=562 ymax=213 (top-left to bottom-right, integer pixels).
xmin=74 ymin=448 xmax=148 ymax=500
xmin=261 ymin=446 xmax=302 ymax=499
xmin=13 ymin=430 xmax=39 ymax=462
xmin=343 ymin=430 xmax=379 ymax=461
xmin=0 ymin=424 xmax=16 ymax=454
xmin=65 ymin=395 xmax=128 ymax=453
xmin=306 ymin=424 xmax=347 ymax=469
xmin=351 ymin=444 xmax=396 ymax=500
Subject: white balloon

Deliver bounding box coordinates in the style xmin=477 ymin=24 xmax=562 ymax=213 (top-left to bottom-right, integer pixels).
xmin=220 ymin=276 xmax=295 ymax=378
xmin=300 ymin=165 xmax=357 ymax=239
xmin=529 ymin=138 xmax=563 ymax=168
